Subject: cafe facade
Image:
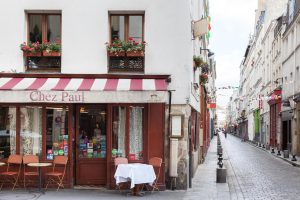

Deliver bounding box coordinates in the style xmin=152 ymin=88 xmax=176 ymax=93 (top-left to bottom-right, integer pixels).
xmin=0 ymin=74 xmax=169 ymax=189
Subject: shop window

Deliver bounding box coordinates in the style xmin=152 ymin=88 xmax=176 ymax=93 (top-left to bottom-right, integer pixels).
xmin=112 ymin=105 xmax=144 ymax=161
xmin=129 ymin=107 xmax=143 ymax=160
xmin=25 ymin=13 xmax=61 ymax=71
xmin=0 ymin=107 xmax=16 ymax=159
xmin=108 ymin=14 xmax=145 ymax=72
xmin=46 ymin=107 xmax=68 ymax=160
xmin=112 ymin=106 xmax=126 ymax=157
xmin=78 ymin=106 xmax=106 ymax=159
xmin=20 ymin=107 xmax=42 ymax=156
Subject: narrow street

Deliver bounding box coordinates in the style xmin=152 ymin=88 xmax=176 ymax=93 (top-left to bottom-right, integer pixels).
xmin=224 ymin=134 xmax=300 ymax=200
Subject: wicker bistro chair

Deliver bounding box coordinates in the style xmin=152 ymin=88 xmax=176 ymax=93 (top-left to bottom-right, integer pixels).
xmin=114 ymin=157 xmax=129 ymax=192
xmin=45 ymin=156 xmax=68 ymax=191
xmin=0 ymin=154 xmax=23 ymax=190
xmin=23 ymin=155 xmax=39 ymax=188
xmin=148 ymin=157 xmax=162 ymax=192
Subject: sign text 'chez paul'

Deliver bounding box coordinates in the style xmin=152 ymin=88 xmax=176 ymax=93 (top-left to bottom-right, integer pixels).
xmin=29 ymin=91 xmax=85 ymax=102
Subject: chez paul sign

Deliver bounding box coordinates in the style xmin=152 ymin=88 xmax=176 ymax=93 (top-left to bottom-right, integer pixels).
xmin=29 ymin=91 xmax=85 ymax=102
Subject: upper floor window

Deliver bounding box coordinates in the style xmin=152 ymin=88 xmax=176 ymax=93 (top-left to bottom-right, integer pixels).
xmin=23 ymin=13 xmax=61 ymax=71
xmin=107 ymin=13 xmax=145 ymax=72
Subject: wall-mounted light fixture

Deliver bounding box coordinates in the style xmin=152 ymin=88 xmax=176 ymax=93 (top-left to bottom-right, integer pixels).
xmin=200 ymin=47 xmax=214 ymax=57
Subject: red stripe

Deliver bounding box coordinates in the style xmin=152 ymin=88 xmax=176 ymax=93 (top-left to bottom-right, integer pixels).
xmin=52 ymin=78 xmax=71 ymax=90
xmin=130 ymin=79 xmax=142 ymax=91
xmin=0 ymin=78 xmax=24 ymax=90
xmin=104 ymin=79 xmax=118 ymax=91
xmin=155 ymin=79 xmax=167 ymax=91
xmin=26 ymin=78 xmax=48 ymax=90
xmin=78 ymin=79 xmax=95 ymax=91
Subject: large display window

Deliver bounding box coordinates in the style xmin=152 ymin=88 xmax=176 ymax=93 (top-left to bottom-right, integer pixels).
xmin=20 ymin=106 xmax=42 ymax=156
xmin=46 ymin=106 xmax=69 ymax=160
xmin=112 ymin=105 xmax=144 ymax=161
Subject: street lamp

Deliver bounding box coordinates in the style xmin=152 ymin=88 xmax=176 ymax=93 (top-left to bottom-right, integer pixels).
xmin=200 ymin=47 xmax=215 ymax=57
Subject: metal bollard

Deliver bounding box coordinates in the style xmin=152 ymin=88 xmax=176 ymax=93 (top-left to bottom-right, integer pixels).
xmin=271 ymin=148 xmax=275 ymax=153
xmin=216 ymin=153 xmax=226 ymax=183
xmin=277 ymin=150 xmax=281 ymax=156
xmin=291 ymin=155 xmax=297 ymax=161
xmin=217 ymin=153 xmax=223 ymax=168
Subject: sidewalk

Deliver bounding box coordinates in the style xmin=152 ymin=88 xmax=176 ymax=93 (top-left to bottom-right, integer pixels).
xmin=183 ymin=135 xmax=231 ymax=200
xmin=0 ymin=136 xmax=232 ymax=200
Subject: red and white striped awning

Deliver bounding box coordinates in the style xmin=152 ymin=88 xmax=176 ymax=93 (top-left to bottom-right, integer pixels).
xmin=0 ymin=78 xmax=167 ymax=91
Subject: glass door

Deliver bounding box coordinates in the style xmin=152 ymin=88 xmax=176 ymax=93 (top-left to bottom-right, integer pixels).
xmin=76 ymin=105 xmax=107 ymax=185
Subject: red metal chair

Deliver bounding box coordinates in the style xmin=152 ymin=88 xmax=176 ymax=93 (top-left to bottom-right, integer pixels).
xmin=23 ymin=155 xmax=39 ymax=188
xmin=148 ymin=157 xmax=162 ymax=192
xmin=45 ymin=156 xmax=68 ymax=191
xmin=0 ymin=154 xmax=23 ymax=190
xmin=114 ymin=157 xmax=129 ymax=191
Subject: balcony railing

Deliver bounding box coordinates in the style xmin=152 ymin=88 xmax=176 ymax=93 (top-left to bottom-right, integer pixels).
xmin=108 ymin=51 xmax=144 ymax=72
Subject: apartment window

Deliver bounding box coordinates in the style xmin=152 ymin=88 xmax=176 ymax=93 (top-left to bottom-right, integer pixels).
xmin=25 ymin=13 xmax=61 ymax=71
xmin=108 ymin=13 xmax=145 ymax=72
xmin=110 ymin=14 xmax=144 ymax=42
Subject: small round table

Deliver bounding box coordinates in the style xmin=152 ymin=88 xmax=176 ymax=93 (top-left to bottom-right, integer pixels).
xmin=27 ymin=162 xmax=52 ymax=194
xmin=0 ymin=162 xmax=5 ymax=166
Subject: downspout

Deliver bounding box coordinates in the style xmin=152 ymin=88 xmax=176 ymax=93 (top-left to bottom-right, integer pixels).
xmin=168 ymin=90 xmax=176 ymax=190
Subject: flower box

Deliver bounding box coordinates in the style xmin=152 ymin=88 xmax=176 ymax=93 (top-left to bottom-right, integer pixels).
xmin=108 ymin=51 xmax=126 ymax=57
xmin=43 ymin=51 xmax=61 ymax=57
xmin=23 ymin=52 xmax=42 ymax=57
xmin=126 ymin=50 xmax=145 ymax=57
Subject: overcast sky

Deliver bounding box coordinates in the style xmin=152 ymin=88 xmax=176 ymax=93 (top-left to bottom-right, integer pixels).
xmin=209 ymin=0 xmax=257 ymax=110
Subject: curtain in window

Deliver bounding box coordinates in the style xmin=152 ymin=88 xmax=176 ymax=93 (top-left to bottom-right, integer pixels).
xmin=9 ymin=108 xmax=16 ymax=155
xmin=20 ymin=107 xmax=42 ymax=155
xmin=117 ymin=107 xmax=126 ymax=157
xmin=130 ymin=107 xmax=143 ymax=160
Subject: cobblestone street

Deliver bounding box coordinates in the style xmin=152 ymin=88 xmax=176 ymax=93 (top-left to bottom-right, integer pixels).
xmin=224 ymin=134 xmax=300 ymax=200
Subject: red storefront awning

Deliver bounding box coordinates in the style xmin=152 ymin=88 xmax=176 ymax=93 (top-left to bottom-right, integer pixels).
xmin=0 ymin=77 xmax=167 ymax=91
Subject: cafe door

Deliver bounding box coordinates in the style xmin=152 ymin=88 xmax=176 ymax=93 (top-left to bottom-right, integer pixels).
xmin=75 ymin=105 xmax=107 ymax=185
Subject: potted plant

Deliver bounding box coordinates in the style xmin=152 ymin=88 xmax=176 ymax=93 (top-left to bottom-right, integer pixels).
xmin=200 ymin=73 xmax=208 ymax=85
xmin=43 ymin=42 xmax=61 ymax=56
xmin=193 ymin=56 xmax=203 ymax=69
xmin=126 ymin=38 xmax=146 ymax=57
xmin=20 ymin=42 xmax=42 ymax=57
xmin=106 ymin=39 xmax=126 ymax=57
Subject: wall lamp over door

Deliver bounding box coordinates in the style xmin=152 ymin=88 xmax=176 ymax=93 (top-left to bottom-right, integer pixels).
xmin=200 ymin=47 xmax=214 ymax=57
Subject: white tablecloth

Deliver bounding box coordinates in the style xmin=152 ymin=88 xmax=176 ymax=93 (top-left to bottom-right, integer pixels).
xmin=114 ymin=163 xmax=156 ymax=189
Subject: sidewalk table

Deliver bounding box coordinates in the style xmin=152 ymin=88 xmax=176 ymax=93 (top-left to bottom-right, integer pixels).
xmin=114 ymin=163 xmax=156 ymax=195
xmin=0 ymin=162 xmax=5 ymax=166
xmin=27 ymin=162 xmax=52 ymax=194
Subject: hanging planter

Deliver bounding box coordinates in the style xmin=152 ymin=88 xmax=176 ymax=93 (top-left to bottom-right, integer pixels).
xmin=20 ymin=42 xmax=42 ymax=57
xmin=42 ymin=42 xmax=61 ymax=57
xmin=107 ymin=51 xmax=126 ymax=57
xmin=193 ymin=56 xmax=203 ymax=70
xmin=200 ymin=73 xmax=208 ymax=85
xmin=126 ymin=50 xmax=145 ymax=57
xmin=43 ymin=51 xmax=61 ymax=57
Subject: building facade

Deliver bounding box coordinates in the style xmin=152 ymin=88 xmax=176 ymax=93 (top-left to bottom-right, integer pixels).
xmin=0 ymin=0 xmax=216 ymax=190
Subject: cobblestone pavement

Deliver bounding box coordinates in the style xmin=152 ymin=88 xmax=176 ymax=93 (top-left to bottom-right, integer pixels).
xmin=224 ymin=134 xmax=300 ymax=200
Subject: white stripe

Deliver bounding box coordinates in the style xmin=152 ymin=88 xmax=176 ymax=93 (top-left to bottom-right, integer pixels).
xmin=38 ymin=78 xmax=60 ymax=91
xmin=142 ymin=79 xmax=156 ymax=90
xmin=0 ymin=78 xmax=12 ymax=88
xmin=90 ymin=79 xmax=107 ymax=91
xmin=117 ymin=79 xmax=131 ymax=91
xmin=12 ymin=78 xmax=36 ymax=90
xmin=64 ymin=78 xmax=83 ymax=91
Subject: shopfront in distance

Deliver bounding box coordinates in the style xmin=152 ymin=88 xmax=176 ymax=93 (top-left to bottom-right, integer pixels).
xmin=0 ymin=74 xmax=169 ymax=189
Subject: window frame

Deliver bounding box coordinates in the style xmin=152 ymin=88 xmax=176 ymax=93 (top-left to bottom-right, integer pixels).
xmin=27 ymin=13 xmax=62 ymax=44
xmin=109 ymin=13 xmax=145 ymax=43
xmin=111 ymin=104 xmax=146 ymax=162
